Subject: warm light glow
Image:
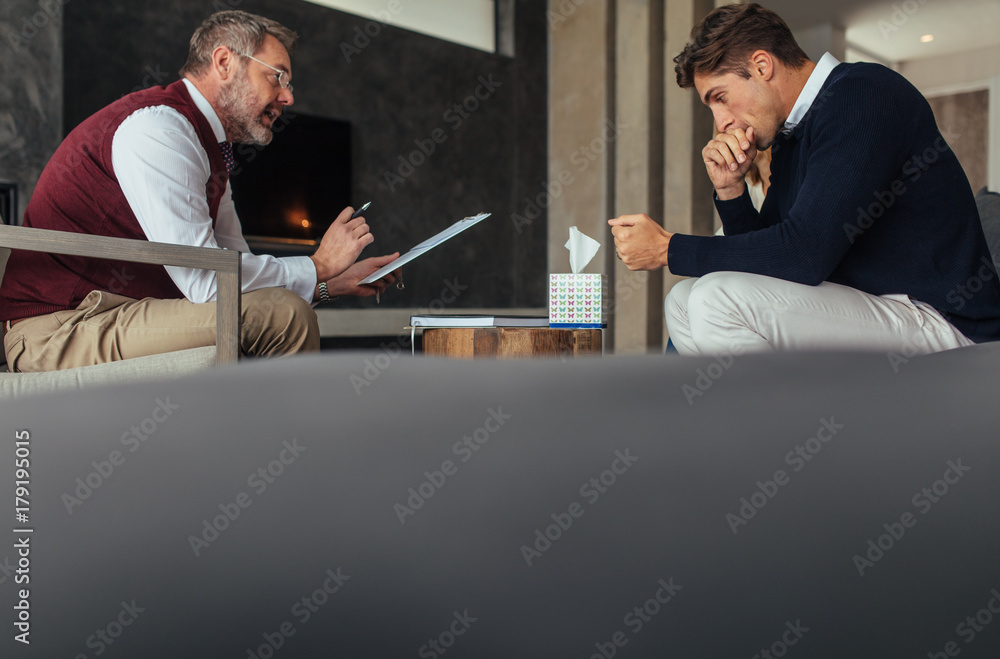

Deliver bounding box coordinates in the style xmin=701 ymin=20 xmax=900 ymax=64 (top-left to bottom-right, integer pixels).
xmin=283 ymin=203 xmax=313 ymax=234
xmin=920 ymin=34 xmax=934 ymax=43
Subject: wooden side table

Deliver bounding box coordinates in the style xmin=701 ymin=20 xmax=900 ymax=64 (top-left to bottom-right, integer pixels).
xmin=422 ymin=327 xmax=602 ymax=359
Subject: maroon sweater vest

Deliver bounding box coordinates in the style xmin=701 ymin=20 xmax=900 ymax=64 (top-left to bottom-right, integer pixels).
xmin=0 ymin=80 xmax=229 ymax=322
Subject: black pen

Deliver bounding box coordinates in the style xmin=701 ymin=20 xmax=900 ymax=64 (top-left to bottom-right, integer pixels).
xmin=351 ymin=201 xmax=371 ymax=219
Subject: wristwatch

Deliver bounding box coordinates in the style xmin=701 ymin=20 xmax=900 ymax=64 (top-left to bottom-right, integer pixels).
xmin=318 ymin=282 xmax=337 ymax=304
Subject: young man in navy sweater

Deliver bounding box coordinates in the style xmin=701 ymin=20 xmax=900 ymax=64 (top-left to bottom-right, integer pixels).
xmin=610 ymin=3 xmax=1000 ymax=355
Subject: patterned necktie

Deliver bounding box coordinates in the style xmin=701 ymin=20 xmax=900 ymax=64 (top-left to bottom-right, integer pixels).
xmin=219 ymin=141 xmax=235 ymax=173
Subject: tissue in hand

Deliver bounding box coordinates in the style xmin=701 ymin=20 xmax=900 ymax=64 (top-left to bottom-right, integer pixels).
xmin=549 ymin=227 xmax=606 ymax=328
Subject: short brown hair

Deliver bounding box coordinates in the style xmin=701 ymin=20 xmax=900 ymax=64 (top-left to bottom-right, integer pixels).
xmin=673 ymin=3 xmax=808 ymax=88
xmin=180 ymin=10 xmax=298 ymax=77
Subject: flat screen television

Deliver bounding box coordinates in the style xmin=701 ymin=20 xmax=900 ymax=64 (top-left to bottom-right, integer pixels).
xmin=229 ymin=113 xmax=351 ymax=256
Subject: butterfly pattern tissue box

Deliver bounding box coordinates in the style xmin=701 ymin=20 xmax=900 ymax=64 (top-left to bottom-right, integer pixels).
xmin=549 ymin=274 xmax=606 ymax=328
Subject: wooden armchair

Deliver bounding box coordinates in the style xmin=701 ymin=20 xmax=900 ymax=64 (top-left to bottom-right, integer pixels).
xmin=0 ymin=224 xmax=242 ymax=396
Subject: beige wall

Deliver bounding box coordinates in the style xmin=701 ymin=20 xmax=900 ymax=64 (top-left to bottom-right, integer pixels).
xmin=899 ymin=45 xmax=1000 ymax=93
xmin=300 ymin=0 xmax=496 ymax=51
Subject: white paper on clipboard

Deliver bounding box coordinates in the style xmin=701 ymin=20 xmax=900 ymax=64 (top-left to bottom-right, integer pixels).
xmin=358 ymin=212 xmax=492 ymax=284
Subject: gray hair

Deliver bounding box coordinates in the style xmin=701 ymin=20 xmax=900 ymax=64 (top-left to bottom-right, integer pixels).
xmin=179 ymin=10 xmax=297 ymax=77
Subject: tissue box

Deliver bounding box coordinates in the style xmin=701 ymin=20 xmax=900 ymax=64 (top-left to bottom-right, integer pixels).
xmin=549 ymin=274 xmax=606 ymax=328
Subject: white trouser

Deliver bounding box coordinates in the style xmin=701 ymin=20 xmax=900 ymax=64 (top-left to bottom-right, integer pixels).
xmin=665 ymin=271 xmax=975 ymax=356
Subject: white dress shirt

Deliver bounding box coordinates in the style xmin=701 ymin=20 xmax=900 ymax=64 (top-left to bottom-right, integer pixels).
xmin=111 ymin=78 xmax=317 ymax=304
xmin=783 ymin=52 xmax=841 ymax=133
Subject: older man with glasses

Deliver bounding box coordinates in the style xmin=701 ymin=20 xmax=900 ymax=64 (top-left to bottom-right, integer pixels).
xmin=0 ymin=10 xmax=398 ymax=373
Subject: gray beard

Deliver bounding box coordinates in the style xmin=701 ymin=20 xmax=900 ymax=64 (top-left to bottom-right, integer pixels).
xmin=217 ymin=71 xmax=273 ymax=146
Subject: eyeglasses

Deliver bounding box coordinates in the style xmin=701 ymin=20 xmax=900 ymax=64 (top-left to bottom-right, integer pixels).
xmin=237 ymin=51 xmax=294 ymax=94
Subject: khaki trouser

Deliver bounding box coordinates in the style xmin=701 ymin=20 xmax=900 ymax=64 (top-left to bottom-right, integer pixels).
xmin=3 ymin=288 xmax=320 ymax=373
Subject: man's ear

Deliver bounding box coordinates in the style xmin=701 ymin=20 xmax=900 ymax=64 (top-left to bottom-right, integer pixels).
xmin=749 ymin=50 xmax=775 ymax=81
xmin=211 ymin=45 xmax=237 ymax=82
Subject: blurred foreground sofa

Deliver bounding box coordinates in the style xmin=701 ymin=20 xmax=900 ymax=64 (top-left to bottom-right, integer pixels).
xmin=2 ymin=343 xmax=1000 ymax=657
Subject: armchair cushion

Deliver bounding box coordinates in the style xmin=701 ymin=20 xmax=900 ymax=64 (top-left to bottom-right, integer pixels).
xmin=0 ymin=222 xmax=242 ymax=383
xmin=0 ymin=247 xmax=7 ymax=369
xmin=0 ymin=249 xmax=10 ymax=373
xmin=0 ymin=346 xmax=216 ymax=399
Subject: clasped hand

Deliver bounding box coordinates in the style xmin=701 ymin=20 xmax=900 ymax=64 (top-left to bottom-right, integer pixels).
xmin=607 ymin=128 xmax=757 ymax=271
xmin=703 ymin=126 xmax=757 ymax=200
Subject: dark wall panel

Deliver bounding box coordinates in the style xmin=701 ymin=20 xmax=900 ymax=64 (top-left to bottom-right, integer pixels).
xmin=0 ymin=0 xmax=63 ymax=225
xmin=63 ymin=0 xmax=547 ymax=309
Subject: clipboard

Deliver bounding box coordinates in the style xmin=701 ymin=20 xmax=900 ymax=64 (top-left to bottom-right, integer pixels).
xmin=358 ymin=212 xmax=492 ymax=285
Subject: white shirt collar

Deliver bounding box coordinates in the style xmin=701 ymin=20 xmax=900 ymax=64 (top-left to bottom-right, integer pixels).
xmin=182 ymin=78 xmax=227 ymax=143
xmin=783 ymin=52 xmax=840 ymax=132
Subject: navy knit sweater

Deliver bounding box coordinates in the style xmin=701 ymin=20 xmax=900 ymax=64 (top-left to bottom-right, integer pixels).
xmin=667 ymin=62 xmax=1000 ymax=343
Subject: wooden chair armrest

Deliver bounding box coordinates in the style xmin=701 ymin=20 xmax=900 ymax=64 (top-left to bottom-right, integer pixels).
xmin=0 ymin=225 xmax=242 ymax=364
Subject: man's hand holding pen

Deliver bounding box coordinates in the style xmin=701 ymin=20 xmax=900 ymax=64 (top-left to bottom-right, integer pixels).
xmin=310 ymin=203 xmax=402 ymax=303
xmin=310 ymin=205 xmax=373 ymax=283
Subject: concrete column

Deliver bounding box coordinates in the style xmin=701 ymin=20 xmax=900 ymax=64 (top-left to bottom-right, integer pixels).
xmin=549 ymin=0 xmax=716 ymax=352
xmin=663 ymin=0 xmax=715 ymax=346
xmin=610 ymin=0 xmax=666 ymax=354
xmin=793 ymin=22 xmax=847 ymax=62
xmin=547 ymin=0 xmax=612 ymax=279
xmin=991 ymin=74 xmax=1000 ymax=192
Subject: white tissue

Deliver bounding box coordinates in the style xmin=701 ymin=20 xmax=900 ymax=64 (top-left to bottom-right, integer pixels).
xmin=564 ymin=226 xmax=601 ymax=274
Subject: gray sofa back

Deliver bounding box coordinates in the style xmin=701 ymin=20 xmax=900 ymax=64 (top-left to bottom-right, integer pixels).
xmin=977 ymin=186 xmax=1000 ymax=270
xmin=2 ymin=347 xmax=999 ymax=655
